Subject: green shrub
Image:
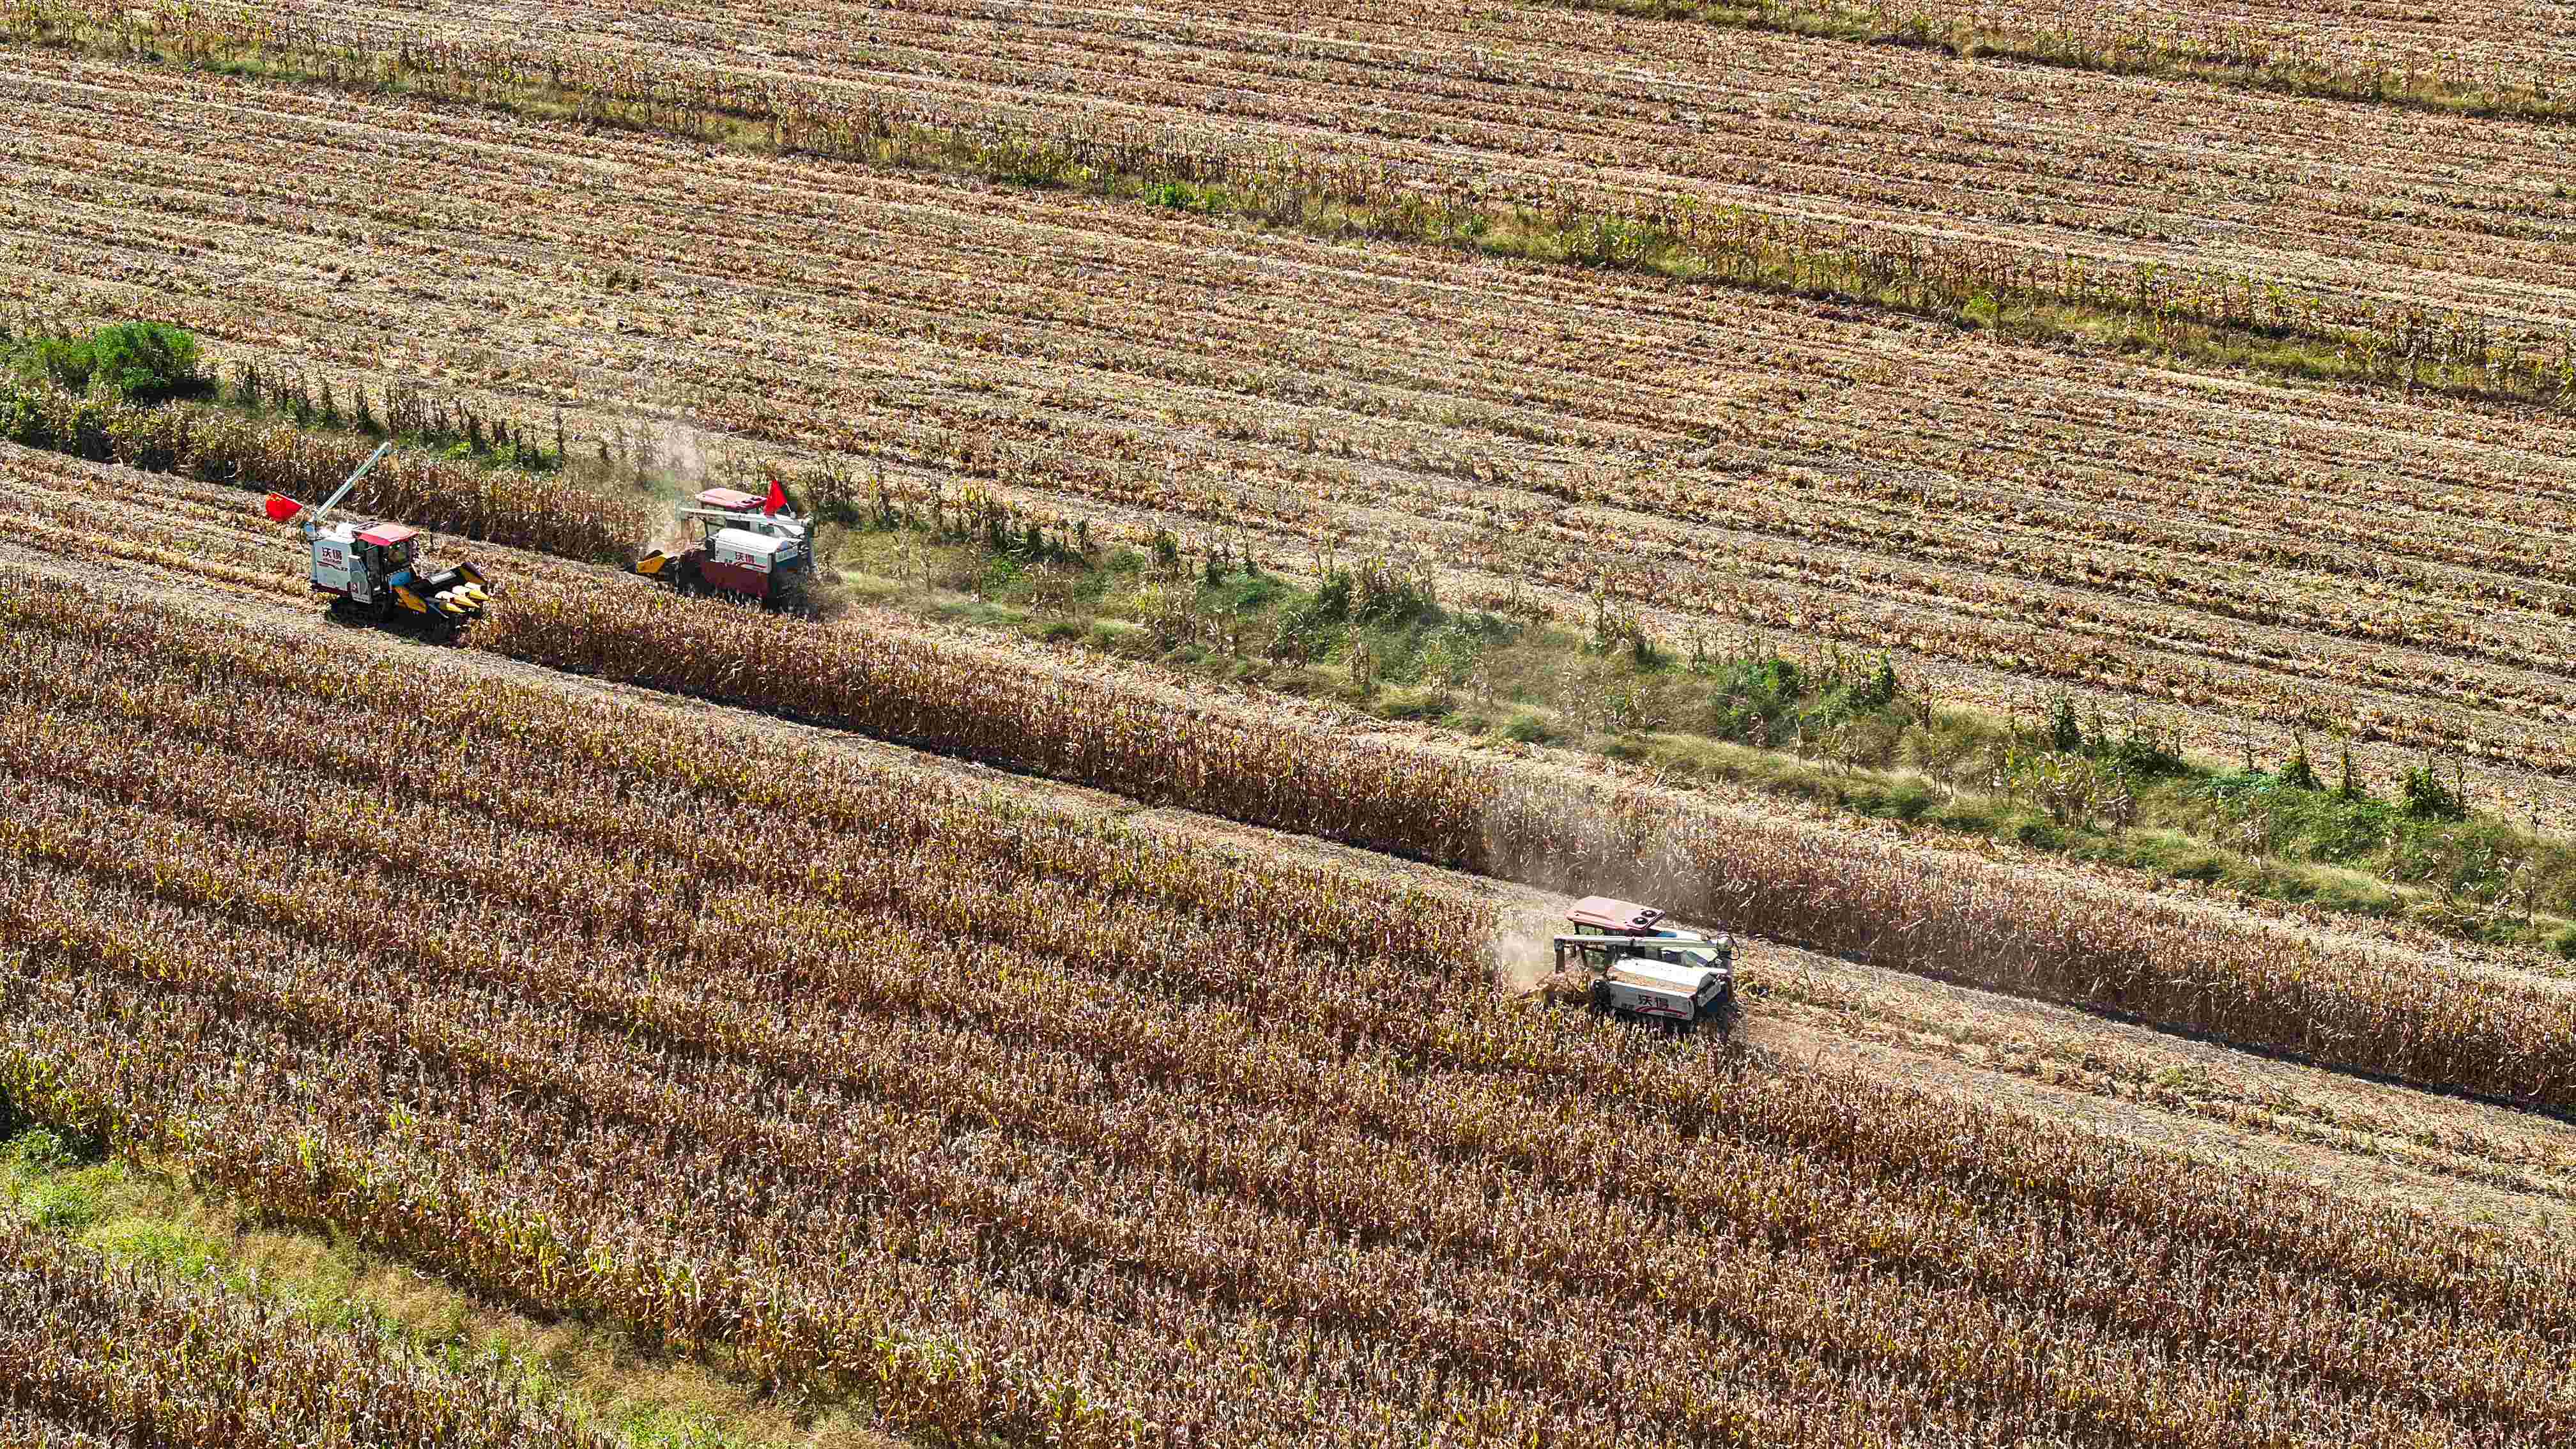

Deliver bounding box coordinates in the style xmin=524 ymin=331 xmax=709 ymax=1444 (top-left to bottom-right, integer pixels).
xmin=2046 ymin=693 xmax=2083 ymax=753
xmin=1854 ymin=652 xmax=1901 ymax=710
xmin=4 ymin=1128 xmax=76 ymax=1171
xmin=2278 ymin=739 xmax=2322 ymax=792
xmin=0 ymin=387 xmax=51 ymax=449
xmin=12 ymin=321 xmax=207 ymax=402
xmin=2400 ymin=760 xmax=2469 ymax=822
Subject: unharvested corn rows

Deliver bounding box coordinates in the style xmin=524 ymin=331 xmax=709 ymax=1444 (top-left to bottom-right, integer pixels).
xmin=0 ymin=376 xmax=647 ymax=563
xmin=3 ymin=574 xmax=2573 ymax=1446
xmin=482 ymin=578 xmax=2576 ymax=1110
xmin=0 ymin=1215 xmax=605 ymax=1448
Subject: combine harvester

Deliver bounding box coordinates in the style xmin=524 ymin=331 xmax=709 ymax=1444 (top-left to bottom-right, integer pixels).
xmin=630 ymin=480 xmax=820 ymax=615
xmin=1528 ymin=896 xmax=1739 ymax=1036
xmin=263 ymin=441 xmax=492 ymax=641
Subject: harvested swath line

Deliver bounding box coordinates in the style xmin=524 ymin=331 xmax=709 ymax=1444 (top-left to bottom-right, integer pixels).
xmin=1544 ymin=0 xmax=2576 ymax=122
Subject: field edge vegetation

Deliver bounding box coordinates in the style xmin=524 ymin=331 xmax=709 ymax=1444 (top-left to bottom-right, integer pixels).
xmin=0 ymin=1124 xmax=859 ymax=1449
xmin=836 ymin=502 xmax=2576 ymax=958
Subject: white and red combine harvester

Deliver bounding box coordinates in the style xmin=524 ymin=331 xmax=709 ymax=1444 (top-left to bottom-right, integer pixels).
xmin=630 ymin=482 xmax=818 ymax=614
xmin=1547 ymin=896 xmax=1738 ymax=1035
xmin=263 ymin=441 xmax=491 ymax=641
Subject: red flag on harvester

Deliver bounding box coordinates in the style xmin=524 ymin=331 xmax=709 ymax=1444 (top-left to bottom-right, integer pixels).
xmin=262 ymin=493 xmax=303 ymax=523
xmin=761 ymin=477 xmax=788 ymax=517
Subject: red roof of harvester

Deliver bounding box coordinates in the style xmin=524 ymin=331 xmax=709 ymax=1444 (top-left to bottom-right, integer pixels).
xmin=355 ymin=524 xmax=418 ymax=547
xmin=696 ymin=487 xmax=762 ymax=510
xmin=1567 ymin=896 xmax=1664 ymax=933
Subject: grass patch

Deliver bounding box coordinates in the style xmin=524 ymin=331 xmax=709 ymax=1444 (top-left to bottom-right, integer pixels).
xmin=823 ymin=492 xmax=2576 ymax=957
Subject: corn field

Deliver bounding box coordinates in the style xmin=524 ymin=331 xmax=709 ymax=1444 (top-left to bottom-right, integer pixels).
xmin=4 ymin=575 xmax=2574 ymax=1446
xmin=480 ymin=575 xmax=2576 ymax=1110
xmin=0 ymin=374 xmax=647 ymax=564
xmin=7 ymin=440 xmax=2572 ymax=1110
xmin=0 ymin=1216 xmax=607 ymax=1448
xmin=7 ymin=24 xmax=2576 ymax=816
xmin=6 ymin=0 xmax=2576 ymax=1437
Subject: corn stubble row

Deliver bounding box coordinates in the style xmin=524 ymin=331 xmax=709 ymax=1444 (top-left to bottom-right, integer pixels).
xmin=4 ymin=576 xmax=2573 ymax=1447
xmin=0 ymin=1215 xmax=604 ymax=1449
xmin=10 ymin=0 xmax=2561 ymax=392
xmin=482 ymin=579 xmax=2576 ymax=1110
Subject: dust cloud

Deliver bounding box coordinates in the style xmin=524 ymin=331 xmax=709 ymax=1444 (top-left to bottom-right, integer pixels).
xmin=583 ymin=413 xmax=739 ymax=556
xmin=1490 ymin=912 xmax=1559 ymax=996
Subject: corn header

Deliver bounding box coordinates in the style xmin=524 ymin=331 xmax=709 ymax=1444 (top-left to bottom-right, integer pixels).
xmin=1525 ymin=896 xmax=1738 ymax=1036
xmin=262 ymin=441 xmax=492 ymax=641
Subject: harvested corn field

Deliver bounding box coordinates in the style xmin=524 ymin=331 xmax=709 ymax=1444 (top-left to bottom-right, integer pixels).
xmin=6 ymin=0 xmax=2576 ymax=1441
xmin=8 ymin=31 xmax=2576 ymax=810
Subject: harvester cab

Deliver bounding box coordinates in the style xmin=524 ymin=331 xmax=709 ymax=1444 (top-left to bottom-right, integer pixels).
xmin=266 ymin=441 xmax=491 ymax=640
xmin=1549 ymin=895 xmax=1736 ymax=1034
xmin=631 ymin=485 xmax=818 ymax=613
